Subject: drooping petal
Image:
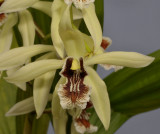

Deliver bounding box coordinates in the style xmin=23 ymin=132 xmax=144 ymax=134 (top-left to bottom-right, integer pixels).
xmin=0 ymin=45 xmax=55 ymax=70
xmin=73 ymin=0 xmax=95 ymax=9
xmin=51 ymin=0 xmax=67 ymax=58
xmin=85 ymin=51 xmax=155 ymax=68
xmin=6 ymin=94 xmax=52 ymax=116
xmin=0 ymin=0 xmax=38 ymax=13
xmin=58 ymin=57 xmax=90 ymax=109
xmin=5 ymin=59 xmax=64 ymax=83
xmin=59 ymin=6 xmax=87 ymax=58
xmin=31 ymin=1 xmax=52 ymax=17
xmin=82 ymin=3 xmax=102 ymax=52
xmin=0 ymin=13 xmax=18 ymax=53
xmin=18 ymin=10 xmax=35 ymax=47
xmin=52 ymin=78 xmax=68 ymax=134
xmin=85 ymin=67 xmax=111 ymax=130
xmin=34 ymin=71 xmax=55 ymax=119
xmin=7 ymin=66 xmax=26 ymax=91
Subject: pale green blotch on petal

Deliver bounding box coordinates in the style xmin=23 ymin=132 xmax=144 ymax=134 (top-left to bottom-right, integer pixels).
xmin=51 ymin=0 xmax=67 ymax=58
xmin=6 ymin=94 xmax=52 ymax=116
xmin=0 ymin=13 xmax=18 ymax=53
xmin=31 ymin=1 xmax=52 ymax=17
xmin=0 ymin=45 xmax=55 ymax=70
xmin=85 ymin=51 xmax=155 ymax=68
xmin=85 ymin=67 xmax=111 ymax=130
xmin=5 ymin=59 xmax=64 ymax=83
xmin=18 ymin=10 xmax=35 ymax=47
xmin=59 ymin=5 xmax=86 ymax=58
xmin=52 ymin=78 xmax=68 ymax=134
xmin=82 ymin=3 xmax=102 ymax=52
xmin=0 ymin=0 xmax=38 ymax=13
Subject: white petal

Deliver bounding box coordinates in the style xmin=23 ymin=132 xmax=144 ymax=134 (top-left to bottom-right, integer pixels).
xmin=0 ymin=13 xmax=18 ymax=53
xmin=85 ymin=67 xmax=111 ymax=130
xmin=0 ymin=0 xmax=38 ymax=13
xmin=5 ymin=59 xmax=64 ymax=83
xmin=82 ymin=3 xmax=102 ymax=51
xmin=6 ymin=94 xmax=52 ymax=116
xmin=51 ymin=0 xmax=67 ymax=58
xmin=52 ymin=78 xmax=68 ymax=134
xmin=0 ymin=45 xmax=55 ymax=70
xmin=34 ymin=71 xmax=56 ymax=119
xmin=31 ymin=1 xmax=52 ymax=17
xmin=85 ymin=51 xmax=155 ymax=68
xmin=18 ymin=10 xmax=35 ymax=47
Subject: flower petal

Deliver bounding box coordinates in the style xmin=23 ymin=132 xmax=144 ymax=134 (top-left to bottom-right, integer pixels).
xmin=34 ymin=71 xmax=56 ymax=119
xmin=5 ymin=59 xmax=64 ymax=83
xmin=82 ymin=3 xmax=102 ymax=52
xmin=85 ymin=67 xmax=111 ymax=130
xmin=31 ymin=1 xmax=52 ymax=17
xmin=0 ymin=0 xmax=38 ymax=13
xmin=6 ymin=94 xmax=52 ymax=116
xmin=85 ymin=51 xmax=155 ymax=68
xmin=7 ymin=66 xmax=26 ymax=91
xmin=18 ymin=10 xmax=35 ymax=47
xmin=52 ymin=78 xmax=68 ymax=134
xmin=59 ymin=6 xmax=87 ymax=58
xmin=0 ymin=13 xmax=18 ymax=53
xmin=51 ymin=0 xmax=67 ymax=58
xmin=0 ymin=45 xmax=55 ymax=70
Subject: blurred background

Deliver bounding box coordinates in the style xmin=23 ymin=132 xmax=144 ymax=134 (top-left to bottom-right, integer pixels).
xmin=48 ymin=0 xmax=160 ymax=133
xmin=99 ymin=0 xmax=160 ymax=134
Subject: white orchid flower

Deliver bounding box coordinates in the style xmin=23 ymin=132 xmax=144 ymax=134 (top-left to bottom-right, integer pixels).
xmin=0 ymin=5 xmax=154 ymax=133
xmin=51 ymin=0 xmax=102 ymax=58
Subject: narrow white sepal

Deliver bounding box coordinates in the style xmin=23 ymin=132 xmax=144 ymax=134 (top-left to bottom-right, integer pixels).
xmin=18 ymin=10 xmax=35 ymax=47
xmin=85 ymin=51 xmax=155 ymax=68
xmin=34 ymin=71 xmax=56 ymax=119
xmin=6 ymin=94 xmax=52 ymax=116
xmin=0 ymin=45 xmax=55 ymax=70
xmin=82 ymin=3 xmax=102 ymax=51
xmin=0 ymin=0 xmax=38 ymax=13
xmin=0 ymin=13 xmax=18 ymax=53
xmin=31 ymin=1 xmax=52 ymax=17
xmin=5 ymin=59 xmax=64 ymax=83
xmin=85 ymin=67 xmax=111 ymax=130
xmin=51 ymin=0 xmax=67 ymax=58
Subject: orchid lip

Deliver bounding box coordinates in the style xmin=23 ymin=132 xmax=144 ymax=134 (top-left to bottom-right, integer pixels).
xmin=0 ymin=13 xmax=7 ymax=26
xmin=58 ymin=57 xmax=90 ymax=110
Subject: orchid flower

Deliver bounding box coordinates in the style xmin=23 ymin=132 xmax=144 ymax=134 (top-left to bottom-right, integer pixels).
xmin=1 ymin=4 xmax=155 ymax=134
xmin=51 ymin=0 xmax=102 ymax=58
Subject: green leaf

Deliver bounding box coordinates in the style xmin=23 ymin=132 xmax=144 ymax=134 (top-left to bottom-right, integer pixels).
xmin=0 ymin=77 xmax=17 ymax=134
xmin=32 ymin=114 xmax=50 ymax=134
xmin=88 ymin=110 xmax=128 ymax=134
xmin=104 ymin=50 xmax=160 ymax=115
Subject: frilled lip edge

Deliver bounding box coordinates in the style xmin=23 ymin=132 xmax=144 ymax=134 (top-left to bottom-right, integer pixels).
xmin=58 ymin=57 xmax=91 ymax=110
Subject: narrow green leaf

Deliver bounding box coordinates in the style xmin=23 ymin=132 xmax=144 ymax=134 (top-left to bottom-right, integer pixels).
xmin=0 ymin=78 xmax=17 ymax=134
xmin=32 ymin=114 xmax=50 ymax=134
xmin=88 ymin=110 xmax=128 ymax=134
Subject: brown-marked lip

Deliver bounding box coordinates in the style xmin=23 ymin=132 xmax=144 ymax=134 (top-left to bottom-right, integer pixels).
xmin=0 ymin=13 xmax=7 ymax=26
xmin=58 ymin=57 xmax=90 ymax=109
